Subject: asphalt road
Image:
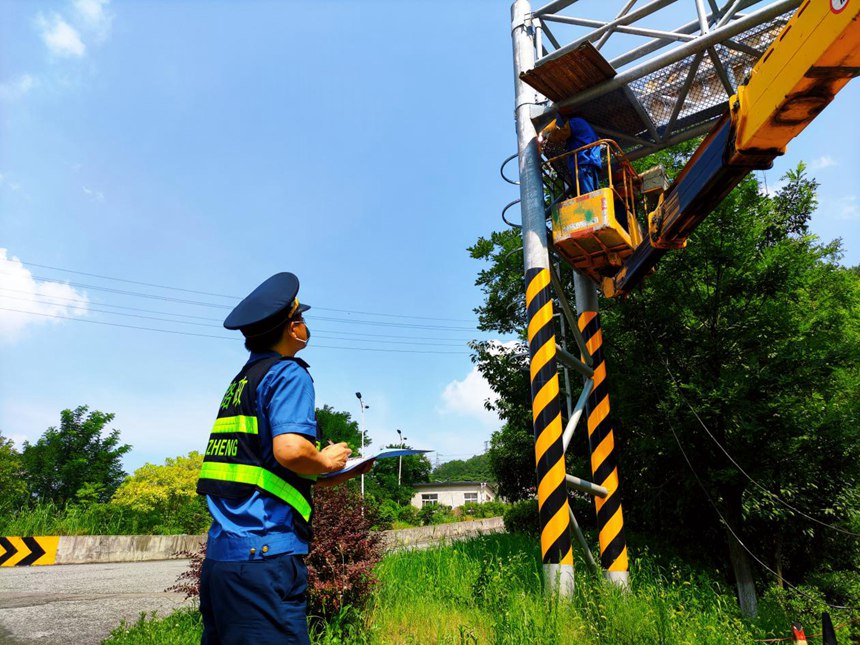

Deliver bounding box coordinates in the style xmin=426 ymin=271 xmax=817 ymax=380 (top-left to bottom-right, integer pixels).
xmin=0 ymin=560 xmax=195 ymax=645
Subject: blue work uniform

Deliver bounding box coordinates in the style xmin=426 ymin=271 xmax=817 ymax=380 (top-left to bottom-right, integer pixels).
xmin=199 ymin=351 xmax=317 ymax=645
xmin=563 ymin=116 xmax=601 ymax=193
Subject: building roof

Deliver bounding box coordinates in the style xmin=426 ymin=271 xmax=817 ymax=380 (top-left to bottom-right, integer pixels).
xmin=413 ymin=481 xmax=497 ymax=489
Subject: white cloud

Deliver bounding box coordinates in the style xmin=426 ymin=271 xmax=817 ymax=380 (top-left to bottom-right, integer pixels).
xmin=74 ymin=0 xmax=113 ymax=43
xmin=37 ymin=13 xmax=86 ymax=58
xmin=0 ymin=173 xmax=21 ymax=192
xmin=82 ymin=186 xmax=105 ymax=202
xmin=839 ymin=195 xmax=858 ymax=220
xmin=757 ymin=174 xmax=786 ymax=198
xmin=810 ymin=156 xmax=837 ymax=171
xmin=0 ymin=74 xmax=37 ymax=101
xmin=0 ymin=249 xmax=89 ymax=342
xmin=438 ymin=365 xmax=502 ymax=427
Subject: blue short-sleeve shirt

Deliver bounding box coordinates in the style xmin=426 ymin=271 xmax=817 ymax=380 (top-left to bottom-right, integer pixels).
xmin=205 ymin=351 xmax=317 ymax=561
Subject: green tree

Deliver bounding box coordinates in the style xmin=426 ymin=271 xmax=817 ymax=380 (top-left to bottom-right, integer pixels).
xmin=315 ymin=405 xmax=369 ymax=453
xmin=111 ymin=452 xmax=208 ymax=533
xmin=0 ymin=433 xmax=28 ymax=512
xmin=601 ymin=166 xmax=860 ymax=615
xmin=431 ymin=453 xmax=493 ymax=482
xmin=367 ymin=444 xmax=432 ymax=506
xmin=21 ymin=406 xmax=131 ymax=505
xmin=470 ymin=159 xmax=860 ymax=616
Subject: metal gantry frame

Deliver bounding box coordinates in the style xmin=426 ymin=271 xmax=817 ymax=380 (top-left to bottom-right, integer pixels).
xmin=510 ymin=0 xmax=798 ymax=595
xmin=526 ymin=0 xmax=799 ymax=160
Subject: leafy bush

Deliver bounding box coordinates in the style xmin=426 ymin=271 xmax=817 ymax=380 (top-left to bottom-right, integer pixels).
xmin=503 ymin=498 xmax=539 ymax=538
xmin=462 ymin=501 xmax=508 ymax=518
xmin=396 ymin=504 xmax=419 ymax=526
xmin=167 ymin=485 xmax=383 ymax=627
xmin=375 ymin=499 xmax=400 ymax=527
xmin=418 ymin=503 xmax=454 ymax=526
xmin=306 ymin=485 xmax=384 ymax=622
xmin=167 ymin=541 xmax=207 ymax=599
xmin=111 ymin=452 xmax=209 ymax=534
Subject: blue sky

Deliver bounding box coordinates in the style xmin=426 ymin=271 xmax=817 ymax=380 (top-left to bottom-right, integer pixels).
xmin=1 ymin=0 xmax=857 ymax=474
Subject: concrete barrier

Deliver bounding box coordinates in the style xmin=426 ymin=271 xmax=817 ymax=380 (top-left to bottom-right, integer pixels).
xmin=54 ymin=534 xmax=205 ymax=565
xmin=2 ymin=517 xmax=505 ymax=565
xmin=379 ymin=517 xmax=504 ymax=550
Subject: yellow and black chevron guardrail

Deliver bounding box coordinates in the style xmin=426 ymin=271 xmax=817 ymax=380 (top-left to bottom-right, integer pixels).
xmin=578 ymin=310 xmax=629 ymax=575
xmin=526 ymin=267 xmax=573 ymax=567
xmin=0 ymin=536 xmax=59 ymax=566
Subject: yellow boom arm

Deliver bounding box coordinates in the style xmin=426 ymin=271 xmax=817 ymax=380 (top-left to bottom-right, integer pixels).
xmin=608 ymin=0 xmax=860 ymax=298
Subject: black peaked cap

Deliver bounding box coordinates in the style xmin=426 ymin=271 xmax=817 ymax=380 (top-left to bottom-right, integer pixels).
xmin=224 ymin=272 xmax=311 ymax=336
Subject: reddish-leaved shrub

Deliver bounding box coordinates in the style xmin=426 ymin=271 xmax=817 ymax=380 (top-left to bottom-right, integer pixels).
xmin=168 ymin=485 xmax=384 ymax=622
xmin=307 ymin=484 xmax=384 ymax=620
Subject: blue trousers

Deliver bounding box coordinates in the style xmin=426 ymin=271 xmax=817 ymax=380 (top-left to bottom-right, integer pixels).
xmin=200 ymin=554 xmax=310 ymax=645
xmin=572 ymin=164 xmax=599 ymax=194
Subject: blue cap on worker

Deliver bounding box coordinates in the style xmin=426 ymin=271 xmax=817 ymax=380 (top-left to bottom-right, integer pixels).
xmin=223 ymin=272 xmax=311 ymax=337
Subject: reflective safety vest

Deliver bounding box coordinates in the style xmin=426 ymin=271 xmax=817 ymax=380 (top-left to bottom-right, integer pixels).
xmin=197 ymin=356 xmax=315 ymax=529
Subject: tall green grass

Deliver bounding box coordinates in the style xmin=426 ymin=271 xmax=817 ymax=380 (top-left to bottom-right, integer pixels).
xmin=368 ymin=534 xmax=756 ymax=644
xmin=102 ymin=533 xmax=859 ymax=644
xmin=0 ymin=501 xmax=207 ymax=536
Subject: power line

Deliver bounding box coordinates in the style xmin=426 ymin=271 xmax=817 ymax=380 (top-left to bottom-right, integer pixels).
xmin=659 ymin=355 xmax=860 ymax=538
xmin=11 ymin=261 xmax=478 ymax=322
xmin=0 ymin=307 xmax=471 ymax=355
xmin=0 ymin=290 xmax=480 ymax=343
xmin=14 ymin=276 xmax=482 ymax=332
xmin=665 ymin=412 xmax=859 ymax=612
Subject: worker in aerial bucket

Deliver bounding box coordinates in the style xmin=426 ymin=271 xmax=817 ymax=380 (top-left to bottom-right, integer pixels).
xmin=539 ymin=114 xmax=602 ymax=195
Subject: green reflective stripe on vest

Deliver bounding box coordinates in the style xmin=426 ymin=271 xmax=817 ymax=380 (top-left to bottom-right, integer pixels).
xmin=211 ymin=415 xmax=259 ymax=435
xmin=199 ymin=462 xmax=312 ymax=521
xmin=297 ymin=473 xmax=319 ymax=482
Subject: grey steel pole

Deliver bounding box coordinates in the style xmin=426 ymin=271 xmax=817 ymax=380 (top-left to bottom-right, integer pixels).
xmin=356 ymin=394 xmax=367 ymax=499
xmin=574 ymin=274 xmax=630 ymax=587
xmin=512 ymin=0 xmax=574 ymax=597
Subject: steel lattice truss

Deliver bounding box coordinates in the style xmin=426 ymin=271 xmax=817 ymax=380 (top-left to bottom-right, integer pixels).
xmin=523 ymin=0 xmax=801 ymax=160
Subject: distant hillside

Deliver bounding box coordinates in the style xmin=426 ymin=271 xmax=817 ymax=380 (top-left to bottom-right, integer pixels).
xmin=431 ymin=453 xmax=492 ymax=482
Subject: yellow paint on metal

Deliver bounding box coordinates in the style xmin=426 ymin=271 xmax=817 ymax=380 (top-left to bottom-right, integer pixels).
xmin=534 ymin=412 xmax=562 ymax=463
xmin=585 ymin=329 xmax=603 ymax=355
xmin=599 ymin=507 xmax=625 ymax=550
xmin=591 ymin=361 xmax=607 ymax=388
xmin=542 ymin=503 xmax=575 ymax=559
xmin=537 ymin=459 xmax=567 ymax=508
xmin=527 ymin=300 xmax=554 ymax=342
xmin=0 ymin=536 xmax=59 ymax=566
xmin=608 ymin=546 xmax=629 ymax=572
xmin=525 ymin=269 xmax=551 ymax=308
xmin=530 ymin=337 xmax=557 ymax=383
xmin=590 ymin=432 xmax=616 ymax=475
xmin=735 ymin=0 xmax=860 ymax=155
xmin=532 ymin=375 xmax=560 ymax=424
xmin=587 ymin=397 xmax=611 ymax=431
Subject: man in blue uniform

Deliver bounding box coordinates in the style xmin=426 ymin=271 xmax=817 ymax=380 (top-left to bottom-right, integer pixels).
xmin=197 ymin=272 xmax=370 ymax=644
xmin=539 ymin=114 xmax=602 ymax=194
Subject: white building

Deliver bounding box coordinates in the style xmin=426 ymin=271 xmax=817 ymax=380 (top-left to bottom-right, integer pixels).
xmin=410 ymin=481 xmax=498 ymax=509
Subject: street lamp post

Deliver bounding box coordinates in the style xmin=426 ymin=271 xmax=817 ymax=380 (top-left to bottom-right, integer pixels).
xmin=396 ymin=429 xmax=407 ymax=486
xmin=356 ymin=392 xmax=368 ymax=499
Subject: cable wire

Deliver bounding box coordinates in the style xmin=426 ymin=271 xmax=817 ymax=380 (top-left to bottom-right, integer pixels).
xmin=8 ymin=262 xmax=477 ymax=322
xmin=664 ymin=410 xmax=859 ymax=612
xmin=659 ymin=354 xmax=860 ymax=538
xmin=0 ymin=308 xmax=471 ymax=355
xmin=15 ymin=277 xmax=482 ymax=332
xmin=1 ymin=289 xmax=483 ymax=342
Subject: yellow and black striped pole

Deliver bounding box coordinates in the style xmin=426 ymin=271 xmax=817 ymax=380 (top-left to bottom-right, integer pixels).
xmin=526 ymin=268 xmax=575 ymax=584
xmin=577 ymin=302 xmax=629 ymax=586
xmin=512 ymin=0 xmax=574 ymax=595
